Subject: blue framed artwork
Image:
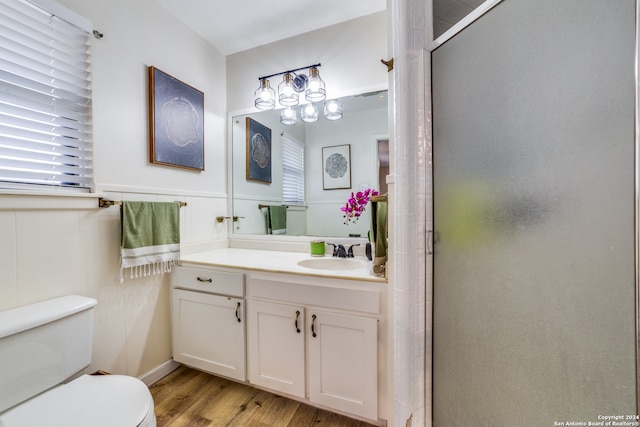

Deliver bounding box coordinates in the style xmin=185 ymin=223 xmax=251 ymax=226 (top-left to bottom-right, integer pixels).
xmin=246 ymin=117 xmax=272 ymax=183
xmin=148 ymin=66 xmax=204 ymax=171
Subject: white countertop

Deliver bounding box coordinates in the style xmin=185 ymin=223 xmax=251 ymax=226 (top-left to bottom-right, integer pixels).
xmin=179 ymin=248 xmax=387 ymax=283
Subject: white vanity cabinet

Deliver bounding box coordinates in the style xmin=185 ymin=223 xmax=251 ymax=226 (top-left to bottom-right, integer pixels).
xmin=247 ymin=276 xmax=380 ymax=421
xmin=171 ymin=265 xmax=246 ymax=381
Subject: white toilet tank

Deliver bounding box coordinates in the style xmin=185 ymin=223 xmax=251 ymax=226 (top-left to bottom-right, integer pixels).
xmin=0 ymin=295 xmax=97 ymax=413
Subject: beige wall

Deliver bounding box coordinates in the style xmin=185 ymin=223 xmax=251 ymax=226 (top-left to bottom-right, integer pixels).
xmin=0 ymin=0 xmax=228 ymax=378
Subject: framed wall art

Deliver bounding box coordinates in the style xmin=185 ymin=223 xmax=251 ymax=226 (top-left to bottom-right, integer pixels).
xmin=246 ymin=117 xmax=272 ymax=183
xmin=148 ymin=66 xmax=204 ymax=171
xmin=322 ymin=144 xmax=351 ymax=190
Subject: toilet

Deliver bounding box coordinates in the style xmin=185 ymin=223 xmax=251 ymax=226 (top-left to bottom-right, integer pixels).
xmin=0 ymin=295 xmax=156 ymax=427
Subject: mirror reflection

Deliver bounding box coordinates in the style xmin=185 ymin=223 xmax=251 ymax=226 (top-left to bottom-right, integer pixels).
xmin=231 ymin=90 xmax=389 ymax=238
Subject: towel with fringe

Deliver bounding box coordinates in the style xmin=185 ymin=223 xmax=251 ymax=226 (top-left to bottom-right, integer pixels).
xmin=120 ymin=201 xmax=180 ymax=282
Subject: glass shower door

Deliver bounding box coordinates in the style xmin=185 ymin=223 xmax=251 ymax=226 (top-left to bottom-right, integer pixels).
xmin=431 ymin=0 xmax=637 ymax=425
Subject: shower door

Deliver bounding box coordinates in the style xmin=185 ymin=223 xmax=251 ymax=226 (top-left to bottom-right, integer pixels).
xmin=432 ymin=0 xmax=637 ymax=425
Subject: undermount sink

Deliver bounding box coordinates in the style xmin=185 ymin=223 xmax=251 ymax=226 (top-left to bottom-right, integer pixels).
xmin=297 ymin=257 xmax=368 ymax=271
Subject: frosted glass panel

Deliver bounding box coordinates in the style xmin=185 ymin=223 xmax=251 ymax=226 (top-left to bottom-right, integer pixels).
xmin=432 ymin=0 xmax=636 ymax=425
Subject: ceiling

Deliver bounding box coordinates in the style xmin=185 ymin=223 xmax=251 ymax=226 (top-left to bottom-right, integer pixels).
xmin=152 ymin=0 xmax=386 ymax=56
xmin=152 ymin=0 xmax=485 ymax=56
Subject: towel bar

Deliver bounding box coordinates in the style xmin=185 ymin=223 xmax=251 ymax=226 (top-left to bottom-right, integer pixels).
xmin=258 ymin=204 xmax=288 ymax=209
xmin=98 ymin=198 xmax=187 ymax=208
xmin=216 ymin=216 xmax=243 ymax=223
xmin=370 ymin=194 xmax=387 ymax=203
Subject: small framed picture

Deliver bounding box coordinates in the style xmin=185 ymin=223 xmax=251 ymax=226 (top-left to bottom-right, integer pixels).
xmin=148 ymin=66 xmax=204 ymax=171
xmin=246 ymin=117 xmax=272 ymax=183
xmin=322 ymin=144 xmax=351 ymax=190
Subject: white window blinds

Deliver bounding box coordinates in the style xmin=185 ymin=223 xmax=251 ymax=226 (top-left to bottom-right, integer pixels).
xmin=282 ymin=133 xmax=304 ymax=204
xmin=0 ymin=0 xmax=93 ymax=190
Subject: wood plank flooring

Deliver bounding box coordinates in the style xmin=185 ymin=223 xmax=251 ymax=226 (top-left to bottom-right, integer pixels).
xmin=150 ymin=365 xmax=379 ymax=427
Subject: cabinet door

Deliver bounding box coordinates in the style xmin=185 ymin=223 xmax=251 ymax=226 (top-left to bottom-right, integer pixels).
xmin=172 ymin=289 xmax=246 ymax=381
xmin=248 ymin=300 xmax=305 ymax=398
xmin=307 ymin=309 xmax=378 ymax=420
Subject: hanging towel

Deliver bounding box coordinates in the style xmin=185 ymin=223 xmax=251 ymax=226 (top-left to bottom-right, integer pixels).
xmin=370 ymin=197 xmax=388 ymax=277
xmin=120 ymin=201 xmax=181 ymax=282
xmin=267 ymin=205 xmax=287 ymax=235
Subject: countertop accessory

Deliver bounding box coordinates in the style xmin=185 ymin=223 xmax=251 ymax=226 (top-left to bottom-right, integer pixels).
xmin=310 ymin=240 xmax=325 ymax=256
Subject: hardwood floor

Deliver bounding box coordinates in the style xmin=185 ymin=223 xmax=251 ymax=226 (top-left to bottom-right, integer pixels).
xmin=150 ymin=365 xmax=379 ymax=427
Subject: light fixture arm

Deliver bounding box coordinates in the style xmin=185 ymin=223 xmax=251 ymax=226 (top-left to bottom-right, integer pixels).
xmin=257 ymin=63 xmax=321 ymax=82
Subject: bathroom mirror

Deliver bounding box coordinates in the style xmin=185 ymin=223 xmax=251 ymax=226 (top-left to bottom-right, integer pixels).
xmin=230 ymin=90 xmax=389 ymax=238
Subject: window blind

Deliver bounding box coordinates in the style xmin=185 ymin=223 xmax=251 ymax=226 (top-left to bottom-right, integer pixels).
xmin=0 ymin=0 xmax=93 ymax=190
xmin=282 ymin=133 xmax=304 ymax=204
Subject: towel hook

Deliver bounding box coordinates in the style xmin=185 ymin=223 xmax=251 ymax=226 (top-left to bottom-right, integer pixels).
xmin=381 ymin=58 xmax=394 ymax=72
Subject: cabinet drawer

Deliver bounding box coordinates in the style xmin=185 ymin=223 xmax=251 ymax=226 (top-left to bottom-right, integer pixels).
xmin=172 ymin=266 xmax=244 ymax=297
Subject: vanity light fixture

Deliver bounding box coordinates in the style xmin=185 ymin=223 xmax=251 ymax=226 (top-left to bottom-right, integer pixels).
xmin=280 ymin=106 xmax=298 ymax=125
xmin=301 ymin=103 xmax=319 ymax=123
xmin=254 ymin=63 xmax=325 ymax=110
xmin=324 ymin=99 xmax=343 ymax=120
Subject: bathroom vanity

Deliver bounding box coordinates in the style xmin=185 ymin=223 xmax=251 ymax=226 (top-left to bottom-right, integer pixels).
xmin=171 ymin=248 xmax=387 ymax=424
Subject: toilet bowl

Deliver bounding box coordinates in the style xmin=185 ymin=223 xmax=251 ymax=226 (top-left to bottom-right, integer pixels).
xmin=0 ymin=374 xmax=156 ymax=427
xmin=0 ymin=375 xmax=156 ymax=427
xmin=0 ymin=296 xmax=157 ymax=427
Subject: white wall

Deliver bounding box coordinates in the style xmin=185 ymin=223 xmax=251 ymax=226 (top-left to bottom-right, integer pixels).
xmin=0 ymin=0 xmax=228 ymax=378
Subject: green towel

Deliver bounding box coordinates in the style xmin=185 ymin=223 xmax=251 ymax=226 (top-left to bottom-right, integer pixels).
xmin=267 ymin=205 xmax=287 ymax=234
xmin=120 ymin=201 xmax=181 ymax=282
xmin=370 ymin=200 xmax=387 ymax=277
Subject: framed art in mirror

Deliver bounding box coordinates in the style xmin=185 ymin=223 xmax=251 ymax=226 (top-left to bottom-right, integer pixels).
xmin=246 ymin=117 xmax=272 ymax=183
xmin=322 ymin=144 xmax=351 ymax=190
xmin=148 ymin=66 xmax=204 ymax=171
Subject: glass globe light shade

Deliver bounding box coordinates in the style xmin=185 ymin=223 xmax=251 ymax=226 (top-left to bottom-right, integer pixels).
xmin=280 ymin=106 xmax=298 ymax=125
xmin=305 ymin=67 xmax=326 ymax=102
xmin=278 ymin=73 xmax=299 ymax=106
xmin=254 ymin=79 xmax=275 ymax=110
xmin=323 ymin=99 xmax=343 ymax=120
xmin=300 ymin=103 xmax=319 ymax=123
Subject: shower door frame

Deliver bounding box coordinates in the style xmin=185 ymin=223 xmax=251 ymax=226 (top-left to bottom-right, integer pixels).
xmin=634 ymin=0 xmax=640 ymax=412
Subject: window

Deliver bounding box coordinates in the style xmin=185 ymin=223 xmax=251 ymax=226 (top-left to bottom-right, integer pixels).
xmin=282 ymin=133 xmax=304 ymax=204
xmin=0 ymin=0 xmax=93 ymax=191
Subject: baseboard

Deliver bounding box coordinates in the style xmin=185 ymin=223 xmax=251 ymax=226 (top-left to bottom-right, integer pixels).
xmin=138 ymin=358 xmax=181 ymax=386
